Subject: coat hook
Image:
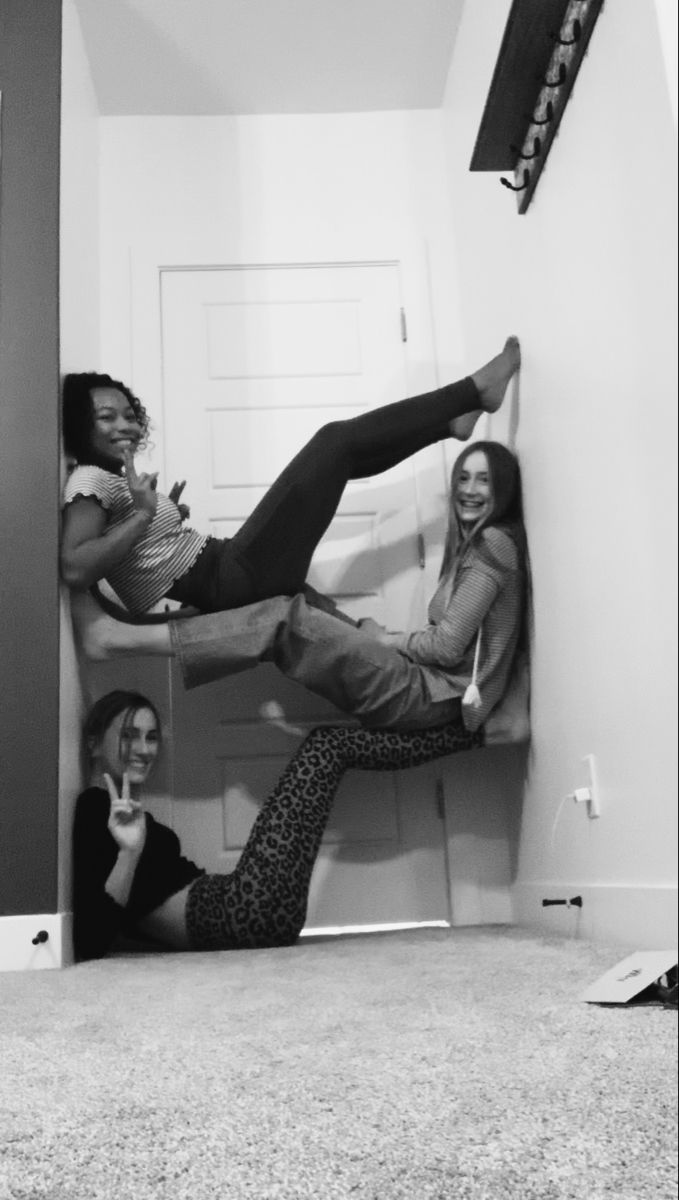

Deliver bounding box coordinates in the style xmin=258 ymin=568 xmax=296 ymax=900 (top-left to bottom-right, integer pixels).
xmin=510 ymin=137 xmax=542 ymax=161
xmin=500 ymin=169 xmax=530 ymax=193
xmin=537 ymin=62 xmax=567 ymax=88
xmin=525 ymin=100 xmax=554 ymax=126
xmin=549 ymin=18 xmax=581 ymax=46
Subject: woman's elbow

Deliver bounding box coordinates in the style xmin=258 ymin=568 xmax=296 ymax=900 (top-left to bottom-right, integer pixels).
xmin=60 ymin=553 xmax=95 ymax=590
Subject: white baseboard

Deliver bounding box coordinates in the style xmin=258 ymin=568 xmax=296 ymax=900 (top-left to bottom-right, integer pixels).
xmin=300 ymin=920 xmax=450 ymax=938
xmin=512 ymin=882 xmax=678 ymax=950
xmin=0 ymin=912 xmax=73 ymax=972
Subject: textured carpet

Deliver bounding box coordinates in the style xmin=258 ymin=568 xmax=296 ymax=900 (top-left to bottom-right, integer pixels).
xmin=0 ymin=927 xmax=676 ymax=1200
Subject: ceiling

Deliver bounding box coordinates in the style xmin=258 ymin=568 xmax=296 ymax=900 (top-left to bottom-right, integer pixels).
xmin=74 ymin=0 xmax=464 ymax=116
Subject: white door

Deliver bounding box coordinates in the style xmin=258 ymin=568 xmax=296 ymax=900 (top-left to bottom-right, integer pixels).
xmin=158 ymin=263 xmax=451 ymax=929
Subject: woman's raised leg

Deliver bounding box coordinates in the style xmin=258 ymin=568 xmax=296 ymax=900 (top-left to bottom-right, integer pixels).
xmin=170 ymin=593 xmax=460 ymax=730
xmin=73 ymin=586 xmax=465 ymax=734
xmin=227 ymin=338 xmax=521 ymax=600
xmin=184 ymin=719 xmax=482 ymax=951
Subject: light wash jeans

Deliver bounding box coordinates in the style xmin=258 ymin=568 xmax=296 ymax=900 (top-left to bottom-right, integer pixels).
xmin=170 ymin=593 xmax=463 ymax=731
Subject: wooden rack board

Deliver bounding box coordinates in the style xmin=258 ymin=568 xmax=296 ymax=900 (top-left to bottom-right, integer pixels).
xmin=470 ymin=0 xmax=605 ymax=213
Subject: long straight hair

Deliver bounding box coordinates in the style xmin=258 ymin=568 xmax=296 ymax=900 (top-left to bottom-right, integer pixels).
xmin=83 ymin=690 xmax=162 ymax=778
xmin=439 ymin=441 xmax=531 ymax=652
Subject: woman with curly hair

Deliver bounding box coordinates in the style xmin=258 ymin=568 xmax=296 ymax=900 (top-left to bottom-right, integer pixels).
xmin=60 ymin=338 xmax=519 ymax=620
xmin=73 ymin=438 xmax=530 ymax=741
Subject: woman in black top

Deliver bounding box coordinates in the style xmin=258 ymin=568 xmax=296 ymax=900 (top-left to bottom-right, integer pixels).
xmin=73 ymin=690 xmax=482 ymax=961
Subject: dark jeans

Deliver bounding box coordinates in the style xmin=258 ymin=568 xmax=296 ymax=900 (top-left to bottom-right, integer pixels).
xmin=168 ymin=376 xmax=479 ymax=613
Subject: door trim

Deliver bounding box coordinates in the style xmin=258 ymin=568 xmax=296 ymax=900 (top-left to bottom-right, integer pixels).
xmin=129 ymin=237 xmax=450 ymax=600
xmin=125 ymin=237 xmax=489 ymax=929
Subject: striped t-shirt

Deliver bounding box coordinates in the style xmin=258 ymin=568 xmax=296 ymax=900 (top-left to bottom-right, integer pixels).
xmin=62 ymin=465 xmax=208 ymax=614
xmin=381 ymin=526 xmax=524 ymax=731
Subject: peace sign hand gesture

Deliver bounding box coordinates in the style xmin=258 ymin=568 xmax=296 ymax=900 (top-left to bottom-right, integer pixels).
xmin=168 ymin=479 xmax=191 ymax=522
xmin=104 ymin=772 xmax=147 ymax=857
xmin=123 ymin=449 xmax=158 ymax=520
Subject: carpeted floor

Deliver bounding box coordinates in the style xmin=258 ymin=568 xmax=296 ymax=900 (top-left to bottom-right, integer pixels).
xmin=0 ymin=927 xmax=676 ymax=1200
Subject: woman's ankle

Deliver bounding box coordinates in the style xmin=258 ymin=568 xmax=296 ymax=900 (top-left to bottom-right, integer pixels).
xmin=471 ymin=336 xmax=521 ymax=414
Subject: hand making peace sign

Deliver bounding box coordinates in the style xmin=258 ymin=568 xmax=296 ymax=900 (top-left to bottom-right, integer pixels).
xmin=103 ymin=771 xmax=148 ymax=856
xmin=123 ymin=448 xmax=158 ymax=520
xmin=168 ymin=478 xmax=191 ymax=522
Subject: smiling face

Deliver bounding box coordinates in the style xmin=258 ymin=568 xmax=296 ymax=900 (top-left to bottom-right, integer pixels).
xmin=89 ymin=387 xmax=144 ymax=467
xmin=90 ymin=706 xmax=161 ymax=792
xmin=454 ymin=449 xmax=493 ymax=528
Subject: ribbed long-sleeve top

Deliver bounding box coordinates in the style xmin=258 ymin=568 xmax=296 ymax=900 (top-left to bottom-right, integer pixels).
xmin=72 ymin=787 xmax=204 ymax=962
xmin=381 ymin=526 xmax=524 ymax=730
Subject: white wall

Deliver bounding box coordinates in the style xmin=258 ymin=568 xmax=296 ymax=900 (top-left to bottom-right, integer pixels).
xmin=60 ymin=0 xmax=100 ymax=374
xmin=59 ymin=0 xmax=100 ymax=917
xmin=96 ymin=108 xmax=519 ymax=926
xmin=97 ymin=110 xmax=469 ymax=593
xmin=98 ymin=111 xmax=465 ymax=378
xmin=93 ymin=3 xmax=677 ymax=947
xmin=654 ymin=0 xmax=677 ymax=127
xmin=441 ymin=0 xmax=677 ymax=946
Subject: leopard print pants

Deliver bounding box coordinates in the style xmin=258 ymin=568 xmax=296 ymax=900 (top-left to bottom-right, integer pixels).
xmin=185 ymin=719 xmax=483 ymax=951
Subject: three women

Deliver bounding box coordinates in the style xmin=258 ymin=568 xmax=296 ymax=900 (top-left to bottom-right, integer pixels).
xmin=71 ymin=436 xmax=529 ymax=738
xmin=68 ymin=341 xmax=529 ymax=961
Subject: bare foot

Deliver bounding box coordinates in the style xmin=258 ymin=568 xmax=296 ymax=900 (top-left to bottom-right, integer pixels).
xmin=259 ymin=701 xmax=307 ymax=738
xmin=449 ymin=409 xmax=484 ymax=440
xmin=69 ymin=590 xmax=171 ymax=660
xmin=259 ymin=701 xmax=361 ymax=739
xmin=70 ymin=590 xmax=122 ymax=659
xmin=471 ymin=336 xmax=521 ymax=414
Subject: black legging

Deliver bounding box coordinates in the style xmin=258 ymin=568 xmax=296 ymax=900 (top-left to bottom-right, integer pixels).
xmin=185 ymin=718 xmax=482 ymax=951
xmin=168 ymin=377 xmax=479 ymax=612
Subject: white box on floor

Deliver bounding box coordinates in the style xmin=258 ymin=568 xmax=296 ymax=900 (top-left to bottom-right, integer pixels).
xmin=581 ymin=949 xmax=677 ymax=1003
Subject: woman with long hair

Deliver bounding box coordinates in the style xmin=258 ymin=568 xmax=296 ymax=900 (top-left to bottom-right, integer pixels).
xmin=72 ymin=439 xmax=530 ymax=739
xmin=61 ymin=339 xmax=519 ymax=620
xmin=74 ymin=690 xmax=482 ymax=961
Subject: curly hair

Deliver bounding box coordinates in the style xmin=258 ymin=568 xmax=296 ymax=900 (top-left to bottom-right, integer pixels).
xmin=62 ymin=372 xmax=151 ymax=470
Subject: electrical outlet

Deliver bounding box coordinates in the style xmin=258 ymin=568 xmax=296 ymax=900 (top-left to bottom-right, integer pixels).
xmin=570 ymin=754 xmax=601 ymax=819
xmin=583 ymin=754 xmax=600 ymax=818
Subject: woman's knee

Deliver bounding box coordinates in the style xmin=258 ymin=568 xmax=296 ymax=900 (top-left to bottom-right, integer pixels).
xmin=310 ymin=420 xmax=349 ymax=456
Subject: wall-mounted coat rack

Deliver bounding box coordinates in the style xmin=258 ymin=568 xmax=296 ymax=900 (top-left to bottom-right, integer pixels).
xmin=470 ymin=0 xmax=604 ymax=214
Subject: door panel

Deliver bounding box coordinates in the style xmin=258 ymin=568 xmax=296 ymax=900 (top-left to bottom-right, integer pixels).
xmin=159 ymin=263 xmax=450 ymax=928
xmin=205 ymin=298 xmax=362 ymax=379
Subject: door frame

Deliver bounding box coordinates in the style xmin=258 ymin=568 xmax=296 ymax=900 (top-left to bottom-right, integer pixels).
xmin=128 ymin=234 xmax=446 ymax=579
xmin=119 ymin=234 xmax=512 ymax=928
